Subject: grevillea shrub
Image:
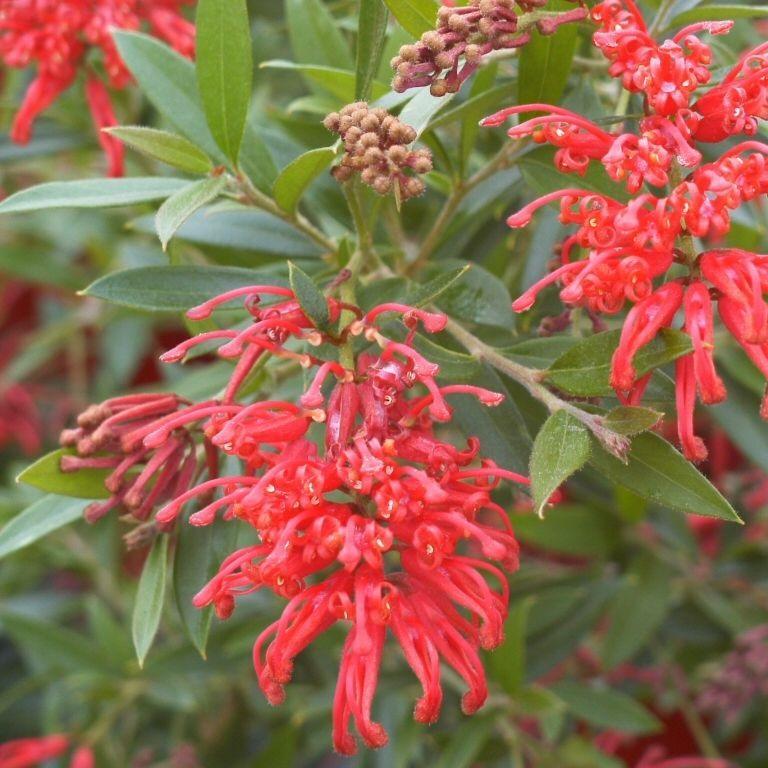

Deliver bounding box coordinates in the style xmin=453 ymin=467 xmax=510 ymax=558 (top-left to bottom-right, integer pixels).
xmin=1 ymin=0 xmax=768 ymax=765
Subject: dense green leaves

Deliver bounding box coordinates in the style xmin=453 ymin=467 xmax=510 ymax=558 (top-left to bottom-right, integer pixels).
xmin=105 ymin=127 xmax=213 ymax=174
xmin=83 ymin=265 xmax=289 ymax=312
xmin=196 ymin=0 xmax=253 ymax=162
xmin=0 ymin=178 xmax=187 ymax=214
xmin=0 ymin=496 xmax=89 ymax=561
xmin=155 ymin=176 xmax=228 ymax=250
xmin=18 ymin=449 xmax=111 ymax=499
xmin=530 ymin=411 xmax=591 ymax=517
xmin=589 ymin=432 xmax=742 ymax=522
xmin=132 ymin=535 xmax=169 ymax=667
xmin=273 ymin=147 xmax=337 ymax=214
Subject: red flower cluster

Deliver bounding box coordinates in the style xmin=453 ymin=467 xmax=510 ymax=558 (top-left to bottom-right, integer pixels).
xmin=116 ymin=284 xmax=527 ymax=754
xmin=0 ymin=737 xmax=93 ymax=768
xmin=0 ymin=0 xmax=195 ymax=175
xmin=484 ymin=0 xmax=768 ymax=461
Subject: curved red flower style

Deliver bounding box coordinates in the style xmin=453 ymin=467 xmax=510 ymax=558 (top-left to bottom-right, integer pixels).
xmin=0 ymin=0 xmax=195 ymax=175
xmin=140 ymin=284 xmax=530 ymax=754
xmin=484 ymin=1 xmax=768 ymax=461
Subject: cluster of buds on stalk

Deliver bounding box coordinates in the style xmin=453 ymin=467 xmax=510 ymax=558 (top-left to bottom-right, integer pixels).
xmin=0 ymin=0 xmax=195 ymax=175
xmin=0 ymin=736 xmax=93 ymax=768
xmin=483 ymin=0 xmax=768 ymax=462
xmin=391 ymin=0 xmax=588 ymax=96
xmin=697 ymin=624 xmax=768 ymax=724
xmin=93 ymin=280 xmax=529 ymax=754
xmin=324 ymin=103 xmax=433 ymax=200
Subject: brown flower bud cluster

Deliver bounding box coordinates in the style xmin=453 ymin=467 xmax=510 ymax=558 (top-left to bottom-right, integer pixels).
xmin=391 ymin=0 xmax=587 ymax=96
xmin=324 ymin=102 xmax=433 ymax=200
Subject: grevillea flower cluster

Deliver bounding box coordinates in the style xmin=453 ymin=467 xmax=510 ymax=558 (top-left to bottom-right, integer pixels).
xmin=483 ymin=0 xmax=768 ymax=461
xmin=324 ymin=103 xmax=433 ymax=200
xmin=0 ymin=0 xmax=195 ymax=175
xmin=0 ymin=737 xmax=93 ymax=768
xmin=59 ymin=281 xmax=529 ymax=753
xmin=391 ymin=0 xmax=588 ymax=95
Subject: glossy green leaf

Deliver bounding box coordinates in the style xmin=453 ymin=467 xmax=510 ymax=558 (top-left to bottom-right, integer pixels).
xmin=0 ymin=495 xmax=89 ymax=561
xmin=261 ymin=61 xmax=389 ymax=103
xmin=288 ymin=261 xmax=330 ymax=330
xmin=589 ymin=431 xmax=742 ymax=522
xmin=383 ymin=0 xmax=437 ymax=38
xmin=155 ymin=176 xmax=228 ymax=250
xmin=286 ymin=0 xmax=353 ymax=70
xmin=105 ymin=127 xmax=213 ymax=174
xmin=196 ymin=0 xmax=252 ymax=162
xmin=398 ymin=88 xmax=453 ymax=139
xmin=530 ymin=411 xmax=591 ymax=517
xmin=357 ymin=0 xmax=389 ymax=100
xmin=132 ymin=535 xmax=169 ymax=667
xmin=603 ymin=406 xmax=663 ymax=436
xmin=602 ymin=554 xmax=673 ymax=668
xmin=273 ymin=147 xmax=337 ymax=214
xmin=546 ymin=329 xmax=693 ymax=397
xmin=114 ymin=31 xmax=223 ymax=161
xmin=84 ymin=265 xmax=288 ymax=312
xmin=17 ymin=448 xmax=111 ymax=500
xmin=550 ymin=681 xmax=661 ymax=734
xmin=0 ymin=178 xmax=188 ymax=214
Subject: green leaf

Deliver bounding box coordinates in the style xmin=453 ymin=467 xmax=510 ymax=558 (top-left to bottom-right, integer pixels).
xmin=668 ymin=4 xmax=768 ymax=27
xmin=546 ymin=329 xmax=693 ymax=397
xmin=408 ymin=265 xmax=470 ymax=307
xmin=17 ymin=448 xmax=111 ymax=499
xmin=413 ymin=336 xmax=482 ymax=382
xmin=288 ymin=261 xmax=330 ymax=330
xmin=589 ymin=431 xmax=742 ymax=522
xmin=550 ymin=681 xmax=661 ymax=734
xmin=83 ymin=265 xmax=288 ymax=312
xmin=239 ymin=117 xmax=279 ymax=193
xmin=488 ymin=597 xmax=534 ymax=694
xmin=196 ymin=0 xmax=252 ymax=162
xmin=518 ymin=0 xmax=578 ymax=109
xmin=602 ymin=554 xmax=673 ymax=668
xmin=357 ymin=0 xmax=389 ymax=100
xmin=603 ymin=406 xmax=663 ymax=436
xmin=398 ymin=88 xmax=453 ymax=139
xmin=261 ymin=61 xmax=389 ymax=103
xmin=434 ymin=717 xmax=494 ymax=768
xmin=273 ymin=147 xmax=337 ymax=214
xmin=132 ymin=535 xmax=169 ymax=667
xmin=0 ymin=495 xmax=89 ymax=561
xmin=155 ymin=176 xmax=228 ymax=250
xmin=114 ymin=31 xmax=223 ymax=161
xmin=0 ymin=178 xmax=188 ymax=214
xmin=383 ymin=0 xmax=437 ymax=38
xmin=174 ymin=518 xmax=216 ymax=658
xmin=286 ymin=0 xmax=354 ymax=70
xmin=105 ymin=127 xmax=213 ymax=174
xmin=530 ymin=411 xmax=591 ymax=517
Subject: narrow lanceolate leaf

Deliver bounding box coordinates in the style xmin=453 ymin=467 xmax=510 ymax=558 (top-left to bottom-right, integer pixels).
xmin=530 ymin=411 xmax=591 ymax=517
xmin=288 ymin=261 xmax=330 ymax=330
xmin=383 ymin=0 xmax=437 ymax=38
xmin=356 ymin=0 xmax=389 ymax=101
xmin=0 ymin=496 xmax=89 ymax=561
xmin=196 ymin=0 xmax=253 ymax=162
xmin=286 ymin=0 xmax=354 ymax=70
xmin=603 ymin=406 xmax=663 ymax=436
xmin=602 ymin=554 xmax=673 ymax=668
xmin=132 ymin=535 xmax=169 ymax=667
xmin=17 ymin=448 xmax=111 ymax=499
xmin=488 ymin=597 xmax=534 ymax=694
xmin=408 ymin=265 xmax=470 ymax=307
xmin=155 ymin=176 xmax=228 ymax=250
xmin=84 ymin=265 xmax=289 ymax=312
xmin=174 ymin=518 xmax=216 ymax=658
xmin=590 ymin=431 xmax=743 ymax=522
xmin=273 ymin=147 xmax=337 ymax=214
xmin=0 ymin=178 xmax=188 ymax=214
xmin=517 ymin=0 xmax=579 ymax=109
xmin=114 ymin=31 xmax=222 ymax=161
xmin=546 ymin=329 xmax=693 ymax=397
xmin=668 ymin=4 xmax=768 ymax=27
xmin=105 ymin=127 xmax=213 ymax=175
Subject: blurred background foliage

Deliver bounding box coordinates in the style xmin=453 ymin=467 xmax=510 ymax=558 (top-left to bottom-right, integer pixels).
xmin=1 ymin=0 xmax=768 ymax=766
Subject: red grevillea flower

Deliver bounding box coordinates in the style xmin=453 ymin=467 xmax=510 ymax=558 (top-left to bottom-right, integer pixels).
xmin=0 ymin=0 xmax=195 ymax=175
xmin=484 ymin=1 xmax=768 ymax=462
xmin=150 ymin=284 xmax=529 ymax=754
xmin=0 ymin=736 xmax=69 ymax=768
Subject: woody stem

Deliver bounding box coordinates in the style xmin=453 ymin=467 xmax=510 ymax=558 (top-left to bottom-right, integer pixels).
xmin=446 ymin=318 xmax=631 ymax=459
